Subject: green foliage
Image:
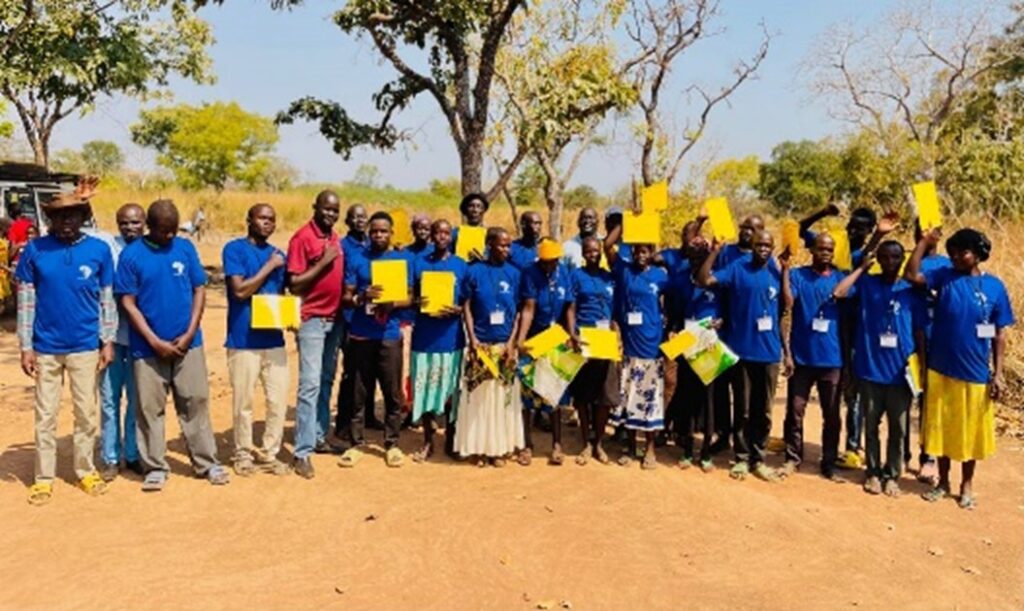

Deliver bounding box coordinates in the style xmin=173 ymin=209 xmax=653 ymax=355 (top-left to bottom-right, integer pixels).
xmin=0 ymin=100 xmax=12 ymax=139
xmin=428 ymin=177 xmax=461 ymax=200
xmin=509 ymin=162 xmax=545 ymax=207
xmin=564 ymin=184 xmax=601 ymax=210
xmin=52 ymin=140 xmax=124 ymax=176
xmin=758 ymin=140 xmax=842 ymax=214
xmin=706 ymin=155 xmax=760 ymax=207
xmin=348 ymin=163 xmax=381 ymax=189
xmin=131 ymin=101 xmax=279 ymax=191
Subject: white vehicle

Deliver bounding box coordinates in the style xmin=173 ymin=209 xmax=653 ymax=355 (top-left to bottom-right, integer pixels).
xmin=0 ymin=162 xmax=82 ymax=235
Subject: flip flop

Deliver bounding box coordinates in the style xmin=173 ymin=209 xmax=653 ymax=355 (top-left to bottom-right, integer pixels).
xmin=641 ymin=453 xmax=658 ymax=470
xmin=385 ymin=447 xmax=405 ymax=468
xmin=700 ymin=459 xmax=715 ymax=473
xmin=753 ymin=464 xmax=780 ymax=483
xmin=863 ymin=476 xmax=883 ymax=495
xmin=491 ymin=456 xmax=507 ymax=468
xmin=411 ymin=446 xmax=433 ymax=463
xmin=958 ymin=494 xmax=977 ymax=511
xmin=549 ymin=448 xmax=565 ymax=466
xmin=593 ymin=445 xmax=610 ymax=465
xmin=27 ymin=482 xmax=53 ymax=506
xmin=575 ymin=448 xmax=590 ymax=466
xmin=517 ymin=448 xmax=533 ymax=467
xmin=678 ymin=457 xmax=693 ymax=470
xmin=206 ymin=465 xmax=230 ymax=486
xmin=338 ymin=447 xmax=363 ymax=469
xmin=142 ymin=470 xmax=167 ymax=493
xmin=921 ymin=486 xmax=952 ymax=503
xmin=729 ymin=462 xmax=749 ymax=480
xmin=78 ymin=472 xmax=108 ymax=497
xmin=883 ymin=479 xmax=901 ymax=497
xmin=617 ymin=454 xmax=633 ymax=467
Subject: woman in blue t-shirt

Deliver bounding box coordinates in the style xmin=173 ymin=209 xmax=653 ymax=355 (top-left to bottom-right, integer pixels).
xmin=906 ymin=228 xmax=1015 ymax=510
xmin=410 ymin=220 xmax=468 ymax=462
xmin=455 ymin=228 xmax=524 ymax=466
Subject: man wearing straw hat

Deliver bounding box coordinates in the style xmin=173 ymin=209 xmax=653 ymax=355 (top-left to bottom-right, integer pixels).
xmin=15 ymin=178 xmax=117 ymax=505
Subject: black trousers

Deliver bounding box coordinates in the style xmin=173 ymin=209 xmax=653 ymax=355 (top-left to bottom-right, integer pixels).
xmin=344 ymin=338 xmax=403 ymax=448
xmin=733 ymin=361 xmax=780 ymax=467
xmin=668 ymin=358 xmax=715 ymax=461
xmin=714 ymin=365 xmax=741 ymax=441
xmin=784 ymin=365 xmax=841 ymax=470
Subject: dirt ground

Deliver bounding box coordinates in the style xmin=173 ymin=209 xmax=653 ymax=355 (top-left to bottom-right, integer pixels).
xmin=0 ymin=240 xmax=1022 ymax=610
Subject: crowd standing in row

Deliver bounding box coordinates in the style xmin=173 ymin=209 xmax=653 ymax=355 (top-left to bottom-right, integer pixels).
xmin=15 ymin=185 xmax=1013 ymax=511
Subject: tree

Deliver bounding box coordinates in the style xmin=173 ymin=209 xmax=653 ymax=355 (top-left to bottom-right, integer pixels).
xmin=0 ymin=1 xmax=213 ymax=169
xmin=131 ymin=102 xmax=279 ymax=191
xmin=705 ymin=155 xmax=759 ymax=207
xmin=82 ymin=140 xmax=123 ymax=175
xmin=349 ymin=163 xmax=381 ymax=189
xmin=757 ymin=140 xmax=843 ymax=214
xmin=274 ymin=0 xmax=529 ymax=199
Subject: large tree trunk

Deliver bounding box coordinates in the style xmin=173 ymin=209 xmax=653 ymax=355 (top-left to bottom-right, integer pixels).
xmin=537 ymin=151 xmax=564 ymax=239
xmin=460 ymin=137 xmax=484 ymax=196
xmin=30 ymin=135 xmax=47 ymax=169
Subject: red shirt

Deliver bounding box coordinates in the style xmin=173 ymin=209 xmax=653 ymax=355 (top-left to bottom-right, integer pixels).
xmin=287 ymin=220 xmax=343 ymax=320
xmin=8 ymin=217 xmax=34 ymax=243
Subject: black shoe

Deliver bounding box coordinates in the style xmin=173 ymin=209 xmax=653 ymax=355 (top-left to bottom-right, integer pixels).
xmin=125 ymin=460 xmax=145 ymax=476
xmin=293 ymin=457 xmax=315 ymax=479
xmin=314 ymin=440 xmax=343 ymax=455
xmin=100 ymin=463 xmax=119 ymax=482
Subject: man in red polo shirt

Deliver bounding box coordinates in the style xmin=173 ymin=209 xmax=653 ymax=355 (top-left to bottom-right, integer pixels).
xmin=287 ymin=190 xmax=343 ymax=478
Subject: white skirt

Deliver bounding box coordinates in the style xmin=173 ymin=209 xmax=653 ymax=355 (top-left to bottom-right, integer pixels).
xmin=455 ymin=378 xmax=524 ymax=457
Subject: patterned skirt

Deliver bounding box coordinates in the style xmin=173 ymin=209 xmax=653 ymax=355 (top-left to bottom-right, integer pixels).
xmin=923 ymin=369 xmax=996 ymax=462
xmin=410 ymin=350 xmax=463 ymax=422
xmin=610 ymin=357 xmax=665 ymax=431
xmin=455 ymin=344 xmax=524 ymax=457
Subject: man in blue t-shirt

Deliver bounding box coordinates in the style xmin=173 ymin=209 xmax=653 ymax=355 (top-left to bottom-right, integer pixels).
xmin=223 ymin=204 xmax=290 ymax=477
xmin=780 ymin=233 xmax=846 ymax=482
xmin=699 ymin=229 xmax=784 ymax=482
xmin=115 ymin=200 xmax=228 ymax=492
xmin=338 ymin=211 xmax=413 ymax=468
xmin=16 ymin=185 xmax=117 ymax=505
xmin=509 ymin=211 xmax=542 ymax=271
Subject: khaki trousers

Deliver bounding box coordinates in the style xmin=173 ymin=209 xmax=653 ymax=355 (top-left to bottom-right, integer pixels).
xmin=34 ymin=351 xmax=100 ymax=483
xmin=227 ymin=347 xmax=289 ymax=461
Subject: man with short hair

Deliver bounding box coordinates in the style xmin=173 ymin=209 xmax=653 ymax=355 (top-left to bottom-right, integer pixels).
xmin=223 ymin=204 xmax=291 ymax=477
xmin=116 ymin=199 xmax=228 ymax=492
xmin=17 ymin=184 xmax=117 ymax=505
xmin=509 ymin=211 xmax=542 ymax=271
xmin=561 ymin=207 xmax=599 ymax=269
xmin=287 ymin=191 xmax=344 ymax=478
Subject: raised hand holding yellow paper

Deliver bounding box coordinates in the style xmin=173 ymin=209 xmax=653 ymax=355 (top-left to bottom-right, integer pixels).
xmin=580 ymin=327 xmax=621 ymax=362
xmin=455 ymin=225 xmax=487 ymax=260
xmin=420 ymin=271 xmax=455 ymax=315
xmin=830 ymin=229 xmax=852 ymax=271
xmin=523 ymin=324 xmax=570 ymax=358
xmin=390 ymin=209 xmax=414 ymax=247
xmin=782 ymin=220 xmax=801 ymax=256
xmin=371 ymin=259 xmax=408 ymax=303
xmin=623 ymin=210 xmax=660 ymax=245
xmin=642 ymin=180 xmax=669 ymax=212
xmin=912 ymin=181 xmax=942 ymax=231
xmin=706 ymin=197 xmax=737 ymax=242
xmin=251 ymin=295 xmax=302 ymax=330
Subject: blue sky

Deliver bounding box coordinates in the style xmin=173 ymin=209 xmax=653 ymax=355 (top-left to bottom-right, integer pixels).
xmin=31 ymin=1 xmax=905 ymax=193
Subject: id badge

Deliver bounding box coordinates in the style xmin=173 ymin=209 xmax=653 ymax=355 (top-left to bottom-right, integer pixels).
xmin=976 ymin=323 xmax=996 ymax=339
xmin=879 ymin=333 xmax=898 ymax=349
xmin=812 ymin=318 xmax=830 ymax=333
xmin=364 ymin=303 xmax=375 ymax=316
xmin=595 ymin=319 xmax=611 ymax=330
xmin=757 ymin=316 xmax=773 ymax=332
xmin=627 ymin=311 xmax=643 ymax=326
xmin=490 ymin=310 xmax=505 ymax=326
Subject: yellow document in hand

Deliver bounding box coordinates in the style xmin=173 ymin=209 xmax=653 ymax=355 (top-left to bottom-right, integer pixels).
xmin=706 ymin=197 xmax=737 ymax=242
xmin=523 ymin=324 xmax=570 ymax=358
xmin=421 ymin=271 xmax=455 ymax=315
xmin=830 ymin=229 xmax=852 ymax=271
xmin=371 ymin=259 xmax=408 ymax=303
xmin=642 ymin=180 xmax=669 ymax=212
xmin=251 ymin=295 xmax=302 ymax=330
xmin=580 ymin=327 xmax=621 ymax=362
xmin=455 ymin=225 xmax=487 ymax=260
xmin=623 ymin=210 xmax=660 ymax=245
xmin=660 ymin=331 xmax=698 ymax=361
xmin=781 ymin=220 xmax=801 ymax=256
xmin=390 ymin=209 xmax=414 ymax=247
xmin=912 ymin=181 xmax=942 ymax=231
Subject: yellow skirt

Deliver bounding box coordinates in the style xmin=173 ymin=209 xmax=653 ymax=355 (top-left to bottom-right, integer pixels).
xmin=923 ymin=370 xmax=995 ymax=462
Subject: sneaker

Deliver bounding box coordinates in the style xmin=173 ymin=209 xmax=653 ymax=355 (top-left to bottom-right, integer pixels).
xmin=836 ymin=450 xmax=863 ymax=470
xmin=294 ymin=457 xmax=315 ymax=479
xmin=100 ymin=462 xmax=119 ymax=482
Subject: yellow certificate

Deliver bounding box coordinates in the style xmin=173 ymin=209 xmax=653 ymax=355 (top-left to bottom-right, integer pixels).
xmin=660 ymin=331 xmax=698 ymax=361
xmin=390 ymin=209 xmax=414 ymax=247
xmin=642 ymin=180 xmax=669 ymax=212
xmin=706 ymin=197 xmax=737 ymax=242
xmin=781 ymin=219 xmax=801 ymax=256
xmin=623 ymin=210 xmax=660 ymax=245
xmin=370 ymin=259 xmax=408 ymax=303
xmin=830 ymin=229 xmax=852 ymax=271
xmin=912 ymin=181 xmax=942 ymax=231
xmin=420 ymin=271 xmax=455 ymax=315
xmin=580 ymin=327 xmax=621 ymax=362
xmin=455 ymin=225 xmax=487 ymax=260
xmin=251 ymin=295 xmax=302 ymax=330
xmin=523 ymin=324 xmax=570 ymax=358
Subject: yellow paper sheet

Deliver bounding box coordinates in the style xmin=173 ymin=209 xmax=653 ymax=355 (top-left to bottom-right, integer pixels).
xmin=251 ymin=295 xmax=302 ymax=330
xmin=642 ymin=181 xmax=669 ymax=212
xmin=660 ymin=331 xmax=698 ymax=361
xmin=830 ymin=229 xmax=852 ymax=271
xmin=523 ymin=324 xmax=570 ymax=358
xmin=370 ymin=259 xmax=408 ymax=303
xmin=906 ymin=353 xmax=923 ymax=396
xmin=623 ymin=210 xmax=660 ymax=245
xmin=580 ymin=327 xmax=621 ymax=362
xmin=912 ymin=181 xmax=942 ymax=231
xmin=869 ymin=253 xmax=909 ymax=276
xmin=476 ymin=346 xmax=500 ymax=378
xmin=390 ymin=209 xmax=414 ymax=247
xmin=705 ymin=197 xmax=737 ymax=242
xmin=420 ymin=270 xmax=455 ymax=315
xmin=455 ymin=225 xmax=487 ymax=260
xmin=782 ymin=220 xmax=801 ymax=256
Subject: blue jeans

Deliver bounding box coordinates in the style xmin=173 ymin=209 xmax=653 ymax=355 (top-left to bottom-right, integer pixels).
xmin=294 ymin=316 xmax=343 ymax=458
xmin=100 ymin=343 xmax=139 ymax=465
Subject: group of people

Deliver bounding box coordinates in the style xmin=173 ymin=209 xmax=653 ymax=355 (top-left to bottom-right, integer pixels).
xmin=16 ymin=184 xmax=1013 ymax=513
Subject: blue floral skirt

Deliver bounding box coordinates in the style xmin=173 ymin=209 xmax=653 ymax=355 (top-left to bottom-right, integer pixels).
xmin=610 ymin=357 xmax=665 ymax=431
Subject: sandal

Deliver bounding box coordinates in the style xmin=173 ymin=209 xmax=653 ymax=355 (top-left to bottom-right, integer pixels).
xmin=491 ymin=456 xmax=507 ymax=468
xmin=78 ymin=472 xmax=108 ymax=497
xmin=257 ymin=459 xmax=292 ymax=476
xmin=206 ymin=465 xmax=230 ymax=486
xmin=338 ymin=447 xmax=363 ymax=469
xmin=142 ymin=470 xmax=167 ymax=492
xmin=593 ymin=445 xmax=610 ymax=465
xmin=27 ymin=481 xmax=53 ymax=506
xmin=753 ymin=464 xmax=780 ymax=483
xmin=958 ymin=493 xmax=977 ymax=511
xmin=678 ymin=456 xmax=693 ymax=470
xmin=472 ymin=455 xmax=487 ymax=468
xmin=617 ymin=454 xmax=633 ymax=467
xmin=549 ymin=447 xmax=565 ymax=466
xmin=921 ymin=486 xmax=952 ymax=503
xmin=411 ymin=445 xmax=433 ymax=464
xmin=641 ymin=452 xmax=658 ymax=471
xmin=778 ymin=461 xmax=797 ymax=480
xmin=385 ymin=447 xmax=405 ymax=468
xmin=517 ymin=448 xmax=533 ymax=467
xmin=729 ymin=462 xmax=749 ymax=480
xmin=700 ymin=459 xmax=714 ymax=473
xmin=575 ymin=448 xmax=590 ymax=466
xmin=863 ymin=475 xmax=883 ymax=495
xmin=883 ymin=479 xmax=901 ymax=497
xmin=232 ymin=457 xmax=257 ymax=477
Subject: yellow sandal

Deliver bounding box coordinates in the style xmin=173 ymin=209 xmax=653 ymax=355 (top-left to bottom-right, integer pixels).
xmin=27 ymin=482 xmax=53 ymax=506
xmin=78 ymin=472 xmax=109 ymax=497
xmin=337 ymin=447 xmax=363 ymax=469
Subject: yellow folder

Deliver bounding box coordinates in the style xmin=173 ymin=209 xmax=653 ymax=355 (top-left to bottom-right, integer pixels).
xmin=705 ymin=197 xmax=737 ymax=242
xmin=580 ymin=327 xmax=621 ymax=362
xmin=660 ymin=331 xmax=698 ymax=360
xmin=830 ymin=229 xmax=852 ymax=271
xmin=455 ymin=225 xmax=487 ymax=260
xmin=642 ymin=181 xmax=669 ymax=212
xmin=782 ymin=220 xmax=801 ymax=256
xmin=370 ymin=259 xmax=408 ymax=303
xmin=869 ymin=253 xmax=909 ymax=276
xmin=420 ymin=271 xmax=455 ymax=315
xmin=251 ymin=295 xmax=302 ymax=330
xmin=523 ymin=324 xmax=570 ymax=358
xmin=623 ymin=210 xmax=660 ymax=245
xmin=912 ymin=181 xmax=942 ymax=231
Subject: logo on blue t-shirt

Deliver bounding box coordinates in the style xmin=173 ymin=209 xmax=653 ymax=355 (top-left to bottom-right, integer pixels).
xmin=172 ymin=261 xmax=185 ymax=276
xmin=648 ymin=282 xmax=659 ymax=295
xmin=78 ymin=265 xmax=93 ymax=280
xmin=499 ymin=280 xmax=511 ymax=294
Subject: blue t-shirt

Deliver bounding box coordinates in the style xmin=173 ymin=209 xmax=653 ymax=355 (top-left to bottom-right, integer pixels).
xmin=509 ymin=239 xmax=539 ymax=271
xmin=658 ymin=247 xmax=688 ymax=278
xmin=412 ymin=253 xmax=468 ymax=353
xmin=341 ymin=233 xmax=369 ymax=323
xmin=925 ymin=267 xmax=1015 ymax=384
xmin=918 ymin=254 xmax=953 ymax=339
xmin=716 ymin=243 xmax=750 ymax=270
xmin=222 ymin=238 xmax=286 ymax=350
xmin=669 ymin=270 xmax=720 ymax=330
xmin=520 ymin=263 xmax=573 ymax=338
xmin=569 ymin=267 xmax=615 ymax=329
xmin=847 ymin=275 xmax=923 ymax=385
xmin=613 ymin=260 xmax=668 ymax=359
xmin=114 ymin=237 xmax=206 ymax=359
xmin=15 ymin=235 xmax=114 ymax=355
xmin=789 ymin=266 xmax=845 ymax=368
xmin=712 ymin=258 xmax=782 ymax=363
xmin=345 ymin=249 xmax=411 ymax=341
xmin=463 ymin=261 xmax=521 ymax=344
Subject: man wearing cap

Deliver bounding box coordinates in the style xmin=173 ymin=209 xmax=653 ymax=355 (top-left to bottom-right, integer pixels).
xmin=561 ymin=208 xmax=600 ymax=269
xmin=16 ymin=179 xmax=117 ymax=505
